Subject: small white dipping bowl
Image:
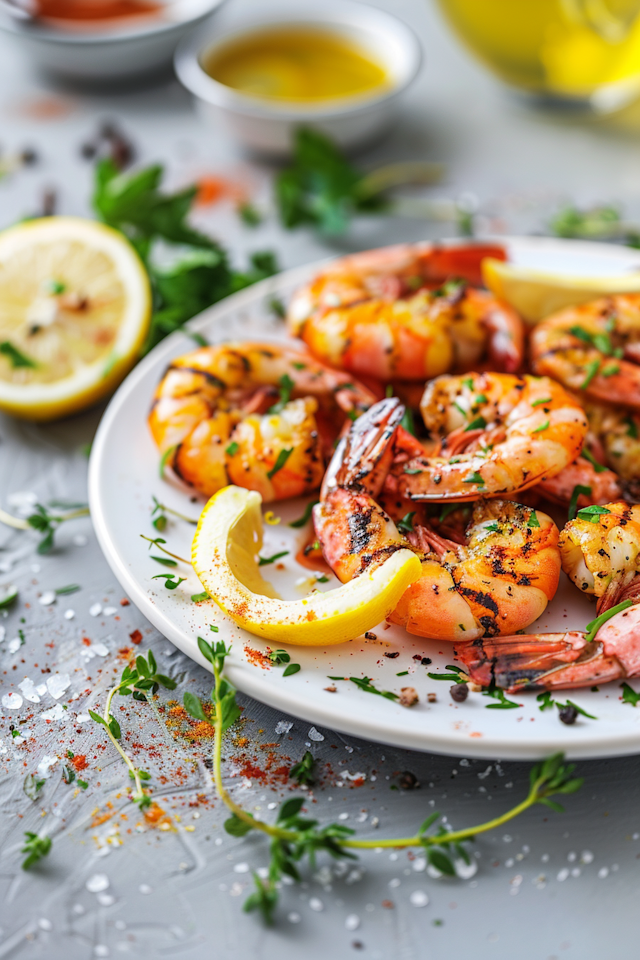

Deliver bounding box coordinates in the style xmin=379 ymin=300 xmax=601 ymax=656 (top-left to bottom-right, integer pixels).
xmin=0 ymin=0 xmax=227 ymax=82
xmin=174 ymin=0 xmax=422 ymax=156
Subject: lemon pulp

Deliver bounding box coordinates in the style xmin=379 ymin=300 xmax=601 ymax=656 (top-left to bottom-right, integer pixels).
xmin=0 ymin=216 xmax=151 ymax=420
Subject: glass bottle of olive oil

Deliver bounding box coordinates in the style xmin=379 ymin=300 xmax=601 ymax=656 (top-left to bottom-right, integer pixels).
xmin=434 ymin=0 xmax=640 ymax=106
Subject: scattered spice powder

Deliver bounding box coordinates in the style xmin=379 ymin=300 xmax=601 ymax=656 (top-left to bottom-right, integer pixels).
xmin=129 ymin=629 xmax=142 ymax=645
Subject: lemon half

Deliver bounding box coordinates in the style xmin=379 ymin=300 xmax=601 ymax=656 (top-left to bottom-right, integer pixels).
xmin=0 ymin=216 xmax=151 ymax=421
xmin=192 ymin=485 xmax=422 ymax=646
xmin=482 ymin=257 xmax=640 ymax=325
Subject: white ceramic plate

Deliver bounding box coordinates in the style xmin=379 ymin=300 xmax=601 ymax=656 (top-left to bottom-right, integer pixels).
xmin=89 ymin=236 xmax=640 ymax=760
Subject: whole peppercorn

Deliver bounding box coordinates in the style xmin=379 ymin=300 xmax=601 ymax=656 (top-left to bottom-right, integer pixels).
xmin=559 ymin=705 xmax=578 ymax=725
xmin=450 ymin=683 xmax=469 ymax=703
xmin=398 ymin=770 xmax=418 ymax=790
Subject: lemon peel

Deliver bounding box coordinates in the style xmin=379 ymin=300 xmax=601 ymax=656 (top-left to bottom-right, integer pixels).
xmin=0 ymin=216 xmax=151 ymax=421
xmin=482 ymin=257 xmax=640 ymax=325
xmin=191 ymin=485 xmax=422 ymax=646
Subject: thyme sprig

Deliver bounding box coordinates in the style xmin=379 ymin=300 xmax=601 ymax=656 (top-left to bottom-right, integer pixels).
xmin=89 ymin=651 xmax=176 ymax=808
xmin=0 ymin=501 xmax=90 ymax=553
xmin=151 ymin=495 xmax=198 ymax=531
xmin=93 ymin=639 xmax=583 ymax=926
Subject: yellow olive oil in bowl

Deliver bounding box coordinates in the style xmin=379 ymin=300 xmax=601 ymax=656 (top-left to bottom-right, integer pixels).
xmin=201 ymin=27 xmax=390 ymax=103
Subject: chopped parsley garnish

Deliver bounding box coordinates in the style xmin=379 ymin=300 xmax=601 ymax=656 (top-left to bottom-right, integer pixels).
xmin=528 ymin=510 xmax=540 ymax=528
xmin=151 ymin=573 xmax=186 ymax=590
xmin=191 ymin=590 xmax=211 ymax=602
xmin=404 ymin=465 xmax=422 ymax=475
xmin=621 ymin=682 xmax=640 ymax=707
xmin=485 ymin=521 xmax=499 ymax=533
xmin=55 ymin=583 xmax=81 ymax=595
xmin=531 ymin=397 xmax=551 ymax=407
xmin=465 ymin=415 xmax=487 ymax=432
xmin=556 ymin=699 xmax=597 ymax=720
xmin=258 ymin=550 xmax=289 ymax=566
xmin=532 ymin=420 xmax=550 ymax=433
xmin=289 ymin=501 xmax=318 ymax=528
xmin=483 ymin=687 xmax=521 ymax=709
xmin=397 ymin=511 xmax=416 ymax=534
xmin=474 ymin=393 xmax=488 ymax=404
xmin=159 ymin=446 xmax=176 ymax=478
xmin=601 ymin=363 xmax=620 ymax=377
xmin=580 ymin=359 xmax=601 ymax=390
xmin=625 ymin=416 xmax=638 ymax=439
xmin=269 ymin=374 xmax=295 ymax=414
xmin=568 ymin=484 xmax=592 ymax=521
xmin=537 ymin=691 xmax=555 ymax=711
xmin=268 ymin=649 xmax=290 ymax=665
xmin=328 ymin=675 xmax=399 ymax=701
xmin=462 ymin=377 xmax=474 ymax=390
xmin=576 ymin=504 xmax=611 ymax=523
xmin=267 ymin=447 xmax=293 ymax=480
xmin=428 ymin=665 xmax=466 ymax=684
xmin=585 ymin=599 xmax=633 ymax=643
xmin=0 ymin=341 xmax=38 ymax=369
xmin=463 ymin=470 xmax=484 ymax=485
xmin=581 ymin=448 xmax=607 ymax=473
xmin=226 ymin=441 xmax=239 ymax=456
xmin=453 ymin=401 xmax=468 ymax=419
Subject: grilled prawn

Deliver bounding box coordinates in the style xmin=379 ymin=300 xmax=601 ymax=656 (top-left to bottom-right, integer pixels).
xmin=313 ymin=398 xmax=561 ymax=642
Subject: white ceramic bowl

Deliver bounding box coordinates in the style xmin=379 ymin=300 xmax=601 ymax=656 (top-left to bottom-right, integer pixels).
xmin=174 ymin=0 xmax=422 ymax=156
xmin=0 ymin=0 xmax=227 ymax=81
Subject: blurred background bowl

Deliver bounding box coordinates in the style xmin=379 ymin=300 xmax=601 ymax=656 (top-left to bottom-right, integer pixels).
xmin=0 ymin=0 xmax=227 ymax=81
xmin=174 ymin=0 xmax=422 ymax=157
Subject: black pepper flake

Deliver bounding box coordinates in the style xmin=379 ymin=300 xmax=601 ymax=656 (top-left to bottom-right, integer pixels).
xmin=450 ymin=683 xmax=468 ymax=703
xmin=559 ymin=705 xmax=578 ymax=725
xmin=364 ymin=631 xmax=377 ymax=641
xmin=384 ymin=650 xmax=399 ymax=658
xmin=421 ymin=657 xmax=432 ymax=665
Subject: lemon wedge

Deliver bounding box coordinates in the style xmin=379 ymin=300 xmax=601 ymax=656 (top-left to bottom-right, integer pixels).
xmin=482 ymin=257 xmax=640 ymax=325
xmin=192 ymin=485 xmax=422 ymax=646
xmin=0 ymin=216 xmax=151 ymax=421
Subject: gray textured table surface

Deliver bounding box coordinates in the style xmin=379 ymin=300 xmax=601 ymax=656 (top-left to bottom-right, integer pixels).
xmin=1 ymin=2 xmax=640 ymax=958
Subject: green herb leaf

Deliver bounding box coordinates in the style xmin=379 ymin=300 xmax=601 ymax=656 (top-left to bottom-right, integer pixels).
xmin=267 ymin=447 xmax=293 ymax=480
xmin=580 ymin=359 xmax=600 ymax=390
xmin=532 ymin=419 xmax=550 ymax=433
xmin=238 ymin=202 xmax=262 ymax=226
xmin=528 ymin=509 xmax=540 ymax=528
xmin=23 ymin=773 xmax=46 ymax=801
xmin=568 ymin=484 xmax=592 ymax=521
xmin=576 ymin=504 xmax=611 ymax=523
xmin=21 ymin=831 xmax=52 ymax=870
xmin=290 ymin=750 xmax=315 ymax=786
xmin=580 ymin=448 xmax=607 ymax=473
xmin=152 ymin=555 xmax=177 ymax=567
xmin=225 ymin=813 xmax=255 ymax=837
xmin=483 ymin=687 xmax=521 ymax=709
xmin=556 ymin=699 xmax=597 ymax=720
xmin=0 ymin=585 xmax=18 ymax=608
xmin=191 ymin=590 xmax=211 ymax=602
xmin=258 ymin=551 xmax=289 ymax=566
xmin=397 ymin=512 xmax=416 ymax=534
xmin=268 ymin=373 xmax=295 ymax=414
xmin=268 ymin=649 xmax=291 ymax=665
xmin=537 ymin=691 xmax=555 ymax=711
xmin=465 ymin=416 xmax=487 ymax=432
xmin=621 ymin=682 xmax=640 ymax=706
xmin=151 ymin=573 xmax=186 ymax=590
xmin=585 ymin=599 xmax=634 ymax=644
xmin=159 ymin=446 xmax=176 ymax=478
xmin=226 ymin=441 xmax=239 ymax=456
xmin=183 ymin=691 xmax=209 ymax=723
xmin=404 ymin=465 xmax=422 ymax=475
xmin=0 ymin=341 xmax=38 ymax=369
xmin=463 ymin=470 xmax=484 ymax=485
xmin=283 ymin=663 xmax=301 ymax=677
xmin=531 ymin=397 xmax=551 ymax=407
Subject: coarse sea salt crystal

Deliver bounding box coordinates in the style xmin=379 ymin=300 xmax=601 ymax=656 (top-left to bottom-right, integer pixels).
xmin=275 ymin=720 xmax=293 ymax=735
xmin=39 ymin=591 xmax=55 ymax=606
xmin=345 ymin=914 xmax=360 ymax=930
xmin=308 ymin=726 xmax=324 ymax=741
xmin=308 ymin=898 xmax=324 ymax=912
xmin=0 ymin=626 xmax=5 ymax=642
xmin=64 ymin=610 xmax=75 ymax=620
xmin=103 ymin=607 xmax=117 ymax=617
xmin=89 ymin=603 xmax=102 ymax=617
xmin=18 ymin=678 xmax=40 ymax=703
xmin=36 ymin=683 xmax=47 ymax=696
xmin=2 ymin=692 xmax=22 ymax=710
xmin=93 ymin=643 xmax=109 ymax=657
xmin=86 ymin=874 xmax=110 ymax=893
xmin=41 ymin=703 xmax=64 ymax=722
xmin=409 ymin=890 xmax=429 ymax=908
xmin=7 ymin=638 xmax=22 ymax=654
xmin=37 ymin=755 xmax=59 ymax=778
xmin=73 ymin=534 xmax=88 ymax=547
xmin=46 ymin=673 xmax=70 ymax=699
